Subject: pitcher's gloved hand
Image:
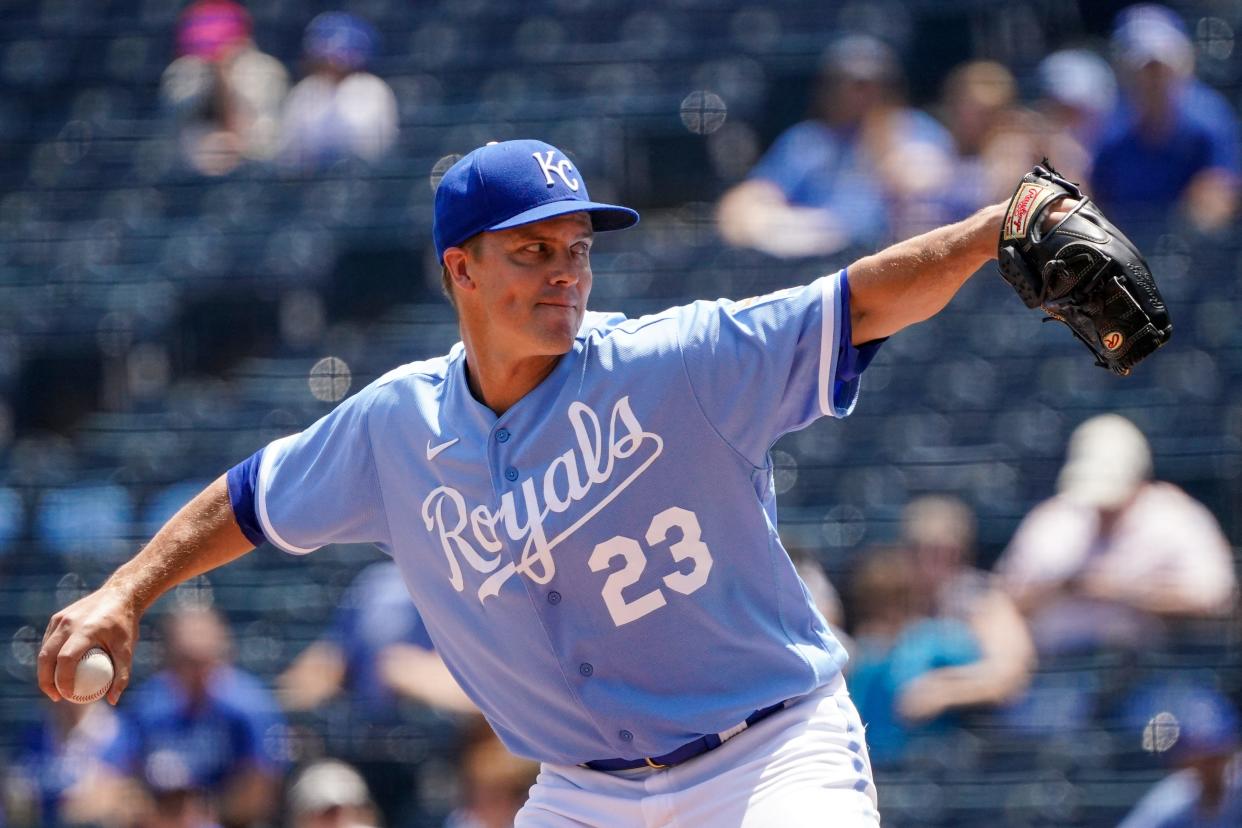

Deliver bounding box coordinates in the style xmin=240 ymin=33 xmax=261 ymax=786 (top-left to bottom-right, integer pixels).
xmin=997 ymin=161 xmax=1172 ymax=376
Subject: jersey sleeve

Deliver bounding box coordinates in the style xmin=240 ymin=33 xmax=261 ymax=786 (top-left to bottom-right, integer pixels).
xmin=226 ymin=388 xmax=390 ymax=555
xmin=676 ymin=270 xmax=881 ymax=465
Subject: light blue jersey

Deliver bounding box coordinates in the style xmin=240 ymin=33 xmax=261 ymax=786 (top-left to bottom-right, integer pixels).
xmin=229 ymin=270 xmax=876 ymax=765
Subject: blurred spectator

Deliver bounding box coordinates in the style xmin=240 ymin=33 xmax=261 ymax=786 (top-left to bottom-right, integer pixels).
xmin=894 ymin=495 xmax=1035 ymax=722
xmin=717 ymin=34 xmax=954 ymax=258
xmin=443 ymin=717 xmax=538 ymax=828
xmin=935 ymin=61 xmax=1031 ymax=219
xmin=142 ymin=773 xmax=221 ymax=828
xmin=1092 ymin=4 xmax=1240 ymax=234
xmin=119 ymin=607 xmax=285 ymax=828
xmin=997 ymin=414 xmax=1236 ymax=657
xmin=846 ymin=546 xmax=981 ymax=767
xmin=278 ymin=12 xmax=397 ymax=171
xmin=160 ymin=0 xmax=288 ymax=176
xmin=1035 ymin=48 xmax=1119 ymax=183
xmin=278 ymin=561 xmax=472 ymax=826
xmin=278 ymin=561 xmax=471 ymax=716
xmin=1119 ymin=684 xmax=1242 ymax=827
xmin=287 ymin=759 xmax=380 ymax=828
xmin=11 ymin=700 xmax=142 ymax=827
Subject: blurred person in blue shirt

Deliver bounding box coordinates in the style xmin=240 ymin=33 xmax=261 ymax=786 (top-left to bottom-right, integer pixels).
xmin=1119 ymin=684 xmax=1242 ymax=828
xmin=717 ymin=34 xmax=955 ymax=258
xmin=278 ymin=560 xmax=472 ymax=827
xmin=1091 ymin=4 xmax=1240 ymax=235
xmin=892 ymin=495 xmax=1035 ymax=725
xmin=278 ymin=12 xmax=398 ymax=171
xmin=845 ymin=546 xmax=981 ymax=768
xmin=11 ymin=700 xmax=141 ymax=827
xmin=278 ymin=560 xmax=472 ymax=719
xmin=141 ymin=758 xmax=223 ymax=828
xmin=1036 ymin=48 xmax=1119 ymax=184
xmin=116 ymin=607 xmax=285 ymax=828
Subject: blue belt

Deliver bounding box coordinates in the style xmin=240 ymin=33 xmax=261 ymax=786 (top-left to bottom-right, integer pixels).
xmin=583 ymin=699 xmax=791 ymax=772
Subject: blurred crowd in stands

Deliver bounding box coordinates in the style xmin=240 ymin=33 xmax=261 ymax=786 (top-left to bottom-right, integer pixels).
xmin=719 ymin=3 xmax=1240 ymax=255
xmin=3 ymin=1 xmax=1242 ymax=826
xmin=161 ymin=0 xmax=396 ymax=176
xmin=6 ymin=588 xmax=539 ymax=828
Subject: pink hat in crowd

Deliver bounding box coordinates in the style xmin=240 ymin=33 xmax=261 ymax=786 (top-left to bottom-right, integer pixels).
xmin=176 ymin=0 xmax=253 ymax=62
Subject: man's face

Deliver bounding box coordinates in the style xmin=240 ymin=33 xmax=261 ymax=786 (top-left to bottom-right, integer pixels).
xmin=451 ymin=212 xmax=594 ymax=359
xmin=1129 ymin=59 xmax=1180 ymax=119
xmin=164 ymin=612 xmax=229 ymax=703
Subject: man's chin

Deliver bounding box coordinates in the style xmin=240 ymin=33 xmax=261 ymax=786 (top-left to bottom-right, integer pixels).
xmin=545 ymin=335 xmax=576 ymax=356
xmin=536 ymin=320 xmax=581 ymax=354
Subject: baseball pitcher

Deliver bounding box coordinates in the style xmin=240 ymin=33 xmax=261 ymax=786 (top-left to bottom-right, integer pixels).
xmin=39 ymin=140 xmax=1166 ymax=826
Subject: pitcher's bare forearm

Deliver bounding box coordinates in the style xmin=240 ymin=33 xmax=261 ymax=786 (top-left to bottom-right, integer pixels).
xmin=848 ymin=203 xmax=1006 ymax=345
xmin=38 ymin=474 xmax=254 ymax=703
xmin=107 ymin=475 xmax=254 ymax=613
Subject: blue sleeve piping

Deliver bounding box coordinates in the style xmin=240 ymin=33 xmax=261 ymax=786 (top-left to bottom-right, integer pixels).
xmin=226 ymin=449 xmax=268 ymax=548
xmin=837 ymin=269 xmax=885 ymax=384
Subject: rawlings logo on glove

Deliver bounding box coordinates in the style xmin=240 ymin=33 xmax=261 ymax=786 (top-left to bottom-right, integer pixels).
xmin=997 ymin=161 xmax=1172 ymax=376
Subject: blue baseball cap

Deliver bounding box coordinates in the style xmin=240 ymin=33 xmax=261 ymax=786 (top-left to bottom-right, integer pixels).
xmin=303 ymin=12 xmax=377 ymax=72
xmin=1123 ymin=680 xmax=1240 ymax=761
xmin=1111 ymin=4 xmax=1193 ymax=73
xmin=433 ymin=140 xmax=639 ymax=261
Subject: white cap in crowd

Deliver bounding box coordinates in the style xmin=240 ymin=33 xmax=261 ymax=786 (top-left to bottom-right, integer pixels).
xmin=1111 ymin=3 xmax=1195 ymax=75
xmin=288 ymin=759 xmax=373 ymax=818
xmin=1038 ymin=48 xmax=1118 ymax=117
xmin=1057 ymin=414 xmax=1153 ymax=509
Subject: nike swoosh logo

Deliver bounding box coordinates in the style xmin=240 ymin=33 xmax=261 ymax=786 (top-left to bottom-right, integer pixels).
xmin=426 ymin=437 xmax=459 ymax=461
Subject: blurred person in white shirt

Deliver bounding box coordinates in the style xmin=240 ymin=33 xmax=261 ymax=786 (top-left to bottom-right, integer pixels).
xmin=160 ymin=0 xmax=288 ymax=176
xmin=997 ymin=414 xmax=1236 ymax=656
xmin=278 ymin=12 xmax=398 ymax=171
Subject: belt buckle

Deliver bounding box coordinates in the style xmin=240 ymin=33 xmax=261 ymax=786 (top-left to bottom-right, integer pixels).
xmin=644 ymin=756 xmax=670 ymax=770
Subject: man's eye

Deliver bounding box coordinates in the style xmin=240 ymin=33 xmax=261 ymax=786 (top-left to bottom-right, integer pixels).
xmin=523 ymin=243 xmax=546 ymax=254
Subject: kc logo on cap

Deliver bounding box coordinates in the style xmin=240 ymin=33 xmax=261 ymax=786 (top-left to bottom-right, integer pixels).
xmin=533 ymin=150 xmax=580 ymax=191
xmin=433 ymin=139 xmax=639 ymax=261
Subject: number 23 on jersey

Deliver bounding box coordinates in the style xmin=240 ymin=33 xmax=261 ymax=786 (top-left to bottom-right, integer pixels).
xmin=588 ymin=506 xmax=714 ymax=627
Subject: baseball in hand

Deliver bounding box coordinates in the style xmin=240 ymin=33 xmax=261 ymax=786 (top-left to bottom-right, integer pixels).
xmin=60 ymin=647 xmax=115 ymax=704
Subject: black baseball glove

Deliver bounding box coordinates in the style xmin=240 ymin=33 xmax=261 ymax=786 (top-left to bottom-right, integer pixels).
xmin=996 ymin=161 xmax=1172 ymax=376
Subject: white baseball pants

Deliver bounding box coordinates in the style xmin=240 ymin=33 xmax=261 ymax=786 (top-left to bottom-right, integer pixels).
xmin=515 ymin=675 xmax=880 ymax=827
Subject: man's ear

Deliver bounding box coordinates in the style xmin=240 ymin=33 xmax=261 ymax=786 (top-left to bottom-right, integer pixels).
xmin=443 ymin=247 xmax=476 ymax=292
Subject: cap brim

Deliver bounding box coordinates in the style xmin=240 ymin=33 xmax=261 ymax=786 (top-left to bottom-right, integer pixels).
xmin=488 ymin=199 xmax=639 ymax=234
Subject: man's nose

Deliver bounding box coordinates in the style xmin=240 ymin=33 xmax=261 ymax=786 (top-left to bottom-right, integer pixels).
xmin=548 ymin=249 xmax=584 ymax=285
